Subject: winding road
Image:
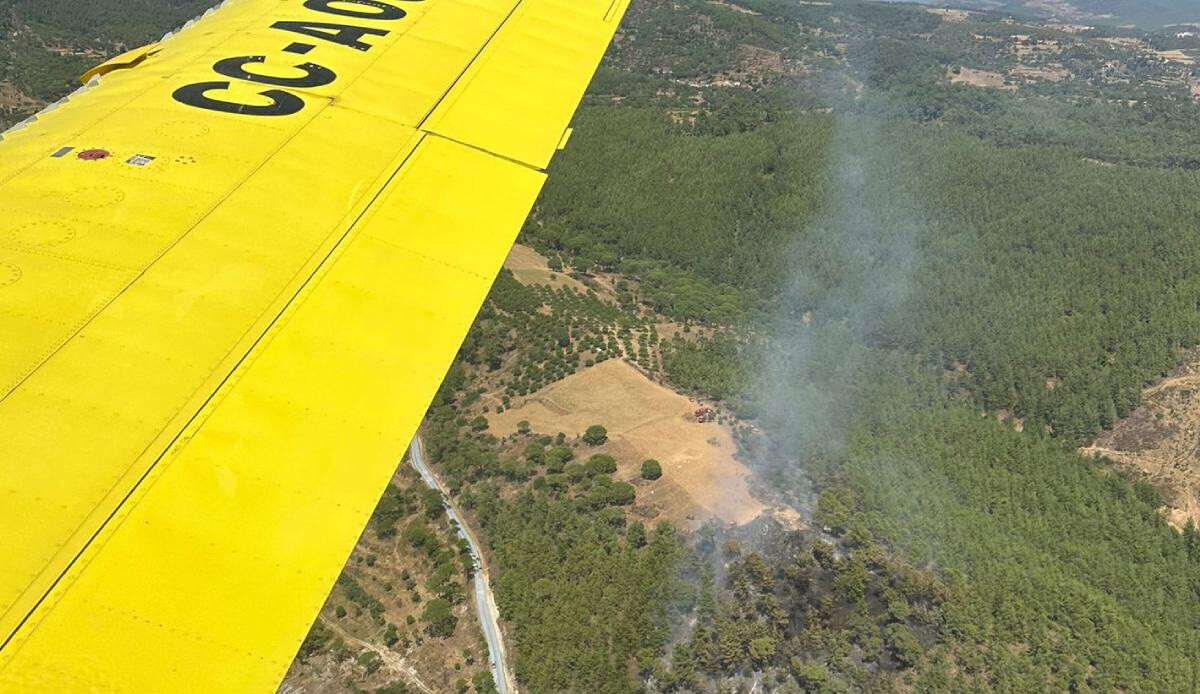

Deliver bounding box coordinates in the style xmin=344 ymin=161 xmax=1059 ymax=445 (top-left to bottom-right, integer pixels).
xmin=408 ymin=435 xmax=515 ymax=694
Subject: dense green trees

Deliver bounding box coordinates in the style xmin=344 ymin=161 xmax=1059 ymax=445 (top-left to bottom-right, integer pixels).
xmin=421 ymin=598 xmax=458 ymax=638
xmin=289 ymin=0 xmax=1200 ymax=690
xmin=517 ymin=0 xmax=1200 ymax=691
xmin=472 ymin=487 xmax=683 ymax=694
xmin=608 ymin=482 xmax=637 ymax=506
xmin=582 ymin=425 xmax=609 ymax=446
xmin=640 ymin=459 xmax=662 ymax=480
xmin=421 ymin=489 xmax=446 ymax=520
xmin=585 ymin=454 xmax=618 ymax=476
xmin=534 ymin=107 xmax=830 ymax=309
xmin=543 ymin=101 xmax=1200 ymax=445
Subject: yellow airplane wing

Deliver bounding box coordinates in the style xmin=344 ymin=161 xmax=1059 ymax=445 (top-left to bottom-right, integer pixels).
xmin=0 ymin=0 xmax=628 ymax=691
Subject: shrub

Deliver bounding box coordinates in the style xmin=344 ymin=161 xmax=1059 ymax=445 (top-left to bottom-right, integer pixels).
xmin=608 ymin=482 xmax=636 ymax=506
xmin=582 ymin=424 xmax=608 ymax=446
xmin=586 ymin=454 xmax=617 ymax=476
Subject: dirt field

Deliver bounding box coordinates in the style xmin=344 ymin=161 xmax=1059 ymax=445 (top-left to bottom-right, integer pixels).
xmin=1012 ymin=64 xmax=1071 ymax=81
xmin=1100 ymin=37 xmax=1145 ymax=49
xmin=489 ymin=359 xmax=769 ymax=526
xmin=503 ymin=243 xmax=588 ymax=292
xmin=1157 ymin=49 xmax=1196 ymax=66
xmin=927 ymin=8 xmax=970 ymax=22
xmin=1082 ymin=346 xmax=1200 ymax=530
xmin=948 ymin=67 xmax=1016 ymax=91
xmin=707 ymin=0 xmax=760 ymax=15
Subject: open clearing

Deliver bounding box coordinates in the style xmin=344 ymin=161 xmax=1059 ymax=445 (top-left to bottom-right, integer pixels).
xmin=1012 ymin=64 xmax=1071 ymax=81
xmin=948 ymin=66 xmax=1016 ymax=91
xmin=490 ymin=359 xmax=768 ymax=526
xmin=1082 ymin=346 xmax=1200 ymax=530
xmin=1158 ymin=49 xmax=1196 ymax=66
xmin=927 ymin=8 xmax=970 ymax=22
xmin=503 ymin=243 xmax=588 ymax=292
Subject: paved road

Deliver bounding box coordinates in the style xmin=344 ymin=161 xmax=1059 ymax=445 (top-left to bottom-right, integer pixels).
xmin=408 ymin=435 xmax=514 ymax=694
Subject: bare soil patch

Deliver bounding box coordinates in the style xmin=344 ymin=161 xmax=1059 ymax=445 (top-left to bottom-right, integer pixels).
xmin=1158 ymin=49 xmax=1196 ymax=66
xmin=503 ymin=243 xmax=588 ymax=293
xmin=707 ymin=0 xmax=760 ymax=15
xmin=927 ymin=8 xmax=970 ymax=22
xmin=1099 ymin=37 xmax=1145 ymax=49
xmin=1082 ymin=346 xmax=1200 ymax=530
xmin=490 ymin=359 xmax=767 ymax=526
xmin=948 ymin=67 xmax=1016 ymax=91
xmin=1012 ymin=64 xmax=1071 ymax=82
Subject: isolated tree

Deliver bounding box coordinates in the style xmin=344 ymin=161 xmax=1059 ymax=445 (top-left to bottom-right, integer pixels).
xmin=608 ymin=482 xmax=636 ymax=506
xmin=641 ymin=459 xmax=663 ymax=480
xmin=586 ymin=454 xmax=617 ymax=476
xmin=583 ymin=424 xmax=608 ymax=446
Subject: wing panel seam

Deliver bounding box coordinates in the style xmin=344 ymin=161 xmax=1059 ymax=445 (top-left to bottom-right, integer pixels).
xmin=0 ymin=131 xmax=430 ymax=656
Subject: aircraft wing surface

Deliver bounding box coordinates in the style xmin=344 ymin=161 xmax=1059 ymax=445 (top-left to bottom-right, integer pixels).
xmin=0 ymin=0 xmax=628 ymax=690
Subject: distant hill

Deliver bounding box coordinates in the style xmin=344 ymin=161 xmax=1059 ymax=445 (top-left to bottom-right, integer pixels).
xmin=898 ymin=0 xmax=1200 ymax=27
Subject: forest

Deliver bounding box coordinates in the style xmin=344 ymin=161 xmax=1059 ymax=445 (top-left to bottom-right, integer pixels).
xmin=513 ymin=0 xmax=1200 ymax=691
xmin=309 ymin=0 xmax=1200 ymax=690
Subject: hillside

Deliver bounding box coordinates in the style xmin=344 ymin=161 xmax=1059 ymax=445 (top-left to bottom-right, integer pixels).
xmin=897 ymin=0 xmax=1200 ymax=27
xmin=9 ymin=1 xmax=1200 ymax=694
xmin=504 ymin=0 xmax=1200 ymax=690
